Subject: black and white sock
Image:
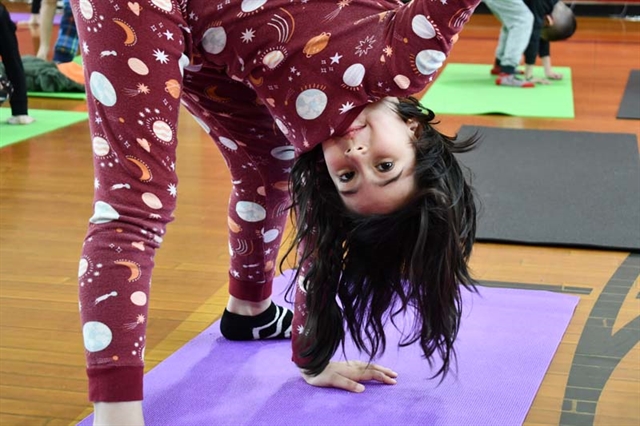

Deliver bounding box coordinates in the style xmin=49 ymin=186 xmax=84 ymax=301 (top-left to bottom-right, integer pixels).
xmin=220 ymin=302 xmax=293 ymax=341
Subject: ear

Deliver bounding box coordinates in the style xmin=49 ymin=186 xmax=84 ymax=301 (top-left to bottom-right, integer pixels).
xmin=407 ymin=119 xmax=419 ymax=133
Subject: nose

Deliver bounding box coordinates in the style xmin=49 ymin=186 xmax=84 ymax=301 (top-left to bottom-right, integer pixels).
xmin=345 ymin=144 xmax=368 ymax=156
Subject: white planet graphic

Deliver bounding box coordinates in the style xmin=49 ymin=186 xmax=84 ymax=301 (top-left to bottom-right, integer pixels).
xmin=412 ymin=15 xmax=436 ymax=39
xmin=236 ymin=201 xmax=267 ymax=222
xmin=92 ymin=136 xmax=110 ymax=156
xmin=202 ymin=27 xmax=227 ymax=55
xmin=342 ymin=63 xmax=365 ymax=87
xmin=78 ymin=258 xmax=89 ymax=277
xmin=142 ymin=192 xmax=163 ymax=210
xmin=152 ymin=120 xmax=173 ymax=143
xmin=219 ymin=136 xmax=238 ymax=150
xmin=89 ymin=72 xmax=117 ymax=107
xmin=296 ymin=88 xmax=328 ymax=120
xmin=275 ymin=118 xmax=289 ymax=135
xmin=79 ymin=0 xmax=94 ymax=20
xmin=90 ymin=201 xmax=120 ymax=224
xmin=270 ymin=146 xmax=295 ymax=160
xmin=128 ymin=58 xmax=149 ymax=76
xmin=83 ymin=321 xmax=113 ymax=352
xmin=415 ymin=49 xmax=446 ymax=75
xmin=263 ymin=228 xmax=279 ymax=243
xmin=241 ymin=0 xmax=267 ymax=12
xmin=130 ymin=291 xmax=147 ymax=306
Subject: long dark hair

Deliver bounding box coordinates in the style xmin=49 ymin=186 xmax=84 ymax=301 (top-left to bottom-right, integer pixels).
xmin=283 ymin=97 xmax=478 ymax=379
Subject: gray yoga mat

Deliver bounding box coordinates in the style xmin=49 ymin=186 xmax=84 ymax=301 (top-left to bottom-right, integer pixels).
xmin=456 ymin=126 xmax=640 ymax=252
xmin=617 ymin=70 xmax=640 ymax=120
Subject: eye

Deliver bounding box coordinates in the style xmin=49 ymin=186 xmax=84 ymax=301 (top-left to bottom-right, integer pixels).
xmin=339 ymin=171 xmax=355 ymax=182
xmin=376 ymin=162 xmax=394 ymax=172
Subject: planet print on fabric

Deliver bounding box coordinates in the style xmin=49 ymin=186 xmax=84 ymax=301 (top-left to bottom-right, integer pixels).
xmin=303 ymin=33 xmax=331 ymax=58
xmin=90 ymin=201 xmax=120 ymax=224
xmin=394 ymin=74 xmax=411 ymax=90
xmin=152 ymin=120 xmax=173 ymax=143
xmin=142 ymin=192 xmax=163 ymax=210
xmin=270 ymin=146 xmax=295 ymax=160
xmin=130 ymin=291 xmax=147 ymax=306
xmin=275 ymin=118 xmax=289 ymax=135
xmin=343 ymin=63 xmax=365 ymax=87
xmin=78 ymin=0 xmax=94 ymax=20
xmin=78 ymin=258 xmax=89 ymax=277
xmin=262 ymin=50 xmax=285 ymax=69
xmin=236 ymin=201 xmax=267 ymax=222
xmin=241 ymin=0 xmax=267 ymax=13
xmin=218 ymin=136 xmax=238 ymax=150
xmin=296 ymin=89 xmax=328 ymax=120
xmin=128 ymin=58 xmax=149 ymax=76
xmin=90 ymin=72 xmax=117 ymax=107
xmin=151 ymin=0 xmax=173 ymax=12
xmin=412 ymin=15 xmax=436 ymax=39
xmin=415 ymin=49 xmax=446 ymax=75
xmin=92 ymin=136 xmax=110 ymax=156
xmin=83 ymin=321 xmax=112 ymax=352
xmin=202 ymin=27 xmax=227 ymax=55
xmin=262 ymin=228 xmax=279 ymax=243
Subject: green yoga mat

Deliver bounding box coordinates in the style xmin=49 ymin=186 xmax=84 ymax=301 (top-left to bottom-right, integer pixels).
xmin=420 ymin=63 xmax=574 ymax=118
xmin=27 ymin=91 xmax=86 ymax=100
xmin=0 ymin=108 xmax=88 ymax=148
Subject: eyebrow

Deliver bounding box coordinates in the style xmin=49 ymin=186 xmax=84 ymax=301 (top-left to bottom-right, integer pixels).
xmin=339 ymin=168 xmax=404 ymax=196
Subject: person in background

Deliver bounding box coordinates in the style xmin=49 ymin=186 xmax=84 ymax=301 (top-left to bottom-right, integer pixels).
xmin=0 ymin=2 xmax=35 ymax=124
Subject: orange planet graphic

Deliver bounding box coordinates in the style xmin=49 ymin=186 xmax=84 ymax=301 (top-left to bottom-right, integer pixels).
xmin=165 ymin=79 xmax=181 ymax=99
xmin=303 ymin=32 xmax=331 ymax=57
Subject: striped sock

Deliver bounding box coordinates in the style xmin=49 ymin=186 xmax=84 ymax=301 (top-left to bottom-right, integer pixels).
xmin=220 ymin=302 xmax=293 ymax=340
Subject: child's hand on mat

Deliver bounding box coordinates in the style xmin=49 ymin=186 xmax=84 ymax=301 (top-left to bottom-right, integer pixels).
xmin=301 ymin=361 xmax=398 ymax=392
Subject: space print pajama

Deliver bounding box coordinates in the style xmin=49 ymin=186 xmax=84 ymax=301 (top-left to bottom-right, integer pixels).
xmin=72 ymin=0 xmax=479 ymax=401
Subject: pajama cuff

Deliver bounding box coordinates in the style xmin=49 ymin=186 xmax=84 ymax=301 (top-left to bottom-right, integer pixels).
xmin=228 ymin=274 xmax=273 ymax=302
xmin=87 ymin=366 xmax=144 ymax=402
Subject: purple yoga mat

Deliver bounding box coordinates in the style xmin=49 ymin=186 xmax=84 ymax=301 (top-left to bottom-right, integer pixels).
xmin=11 ymin=12 xmax=62 ymax=25
xmin=78 ymin=270 xmax=578 ymax=426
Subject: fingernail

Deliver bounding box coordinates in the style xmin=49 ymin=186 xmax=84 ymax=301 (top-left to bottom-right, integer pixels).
xmin=356 ymin=384 xmax=365 ymax=392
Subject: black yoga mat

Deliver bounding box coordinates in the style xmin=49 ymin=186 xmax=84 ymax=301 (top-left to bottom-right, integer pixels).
xmin=456 ymin=126 xmax=640 ymax=252
xmin=617 ymin=70 xmax=640 ymax=120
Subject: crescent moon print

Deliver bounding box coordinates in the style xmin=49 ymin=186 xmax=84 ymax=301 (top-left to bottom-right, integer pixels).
xmin=205 ymin=86 xmax=231 ymax=103
xmin=268 ymin=8 xmax=295 ymax=44
xmin=113 ymin=19 xmax=137 ymax=46
xmin=249 ymin=73 xmax=264 ymax=87
xmin=126 ymin=156 xmax=152 ymax=182
xmin=232 ymin=238 xmax=254 ymax=256
xmin=114 ymin=259 xmax=142 ymax=282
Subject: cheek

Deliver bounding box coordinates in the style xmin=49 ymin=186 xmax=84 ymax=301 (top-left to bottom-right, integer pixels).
xmin=321 ymin=145 xmax=343 ymax=174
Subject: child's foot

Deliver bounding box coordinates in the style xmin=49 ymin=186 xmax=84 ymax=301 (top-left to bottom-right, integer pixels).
xmin=7 ymin=115 xmax=36 ymax=125
xmin=490 ymin=66 xmax=524 ymax=76
xmin=220 ymin=302 xmax=293 ymax=340
xmin=495 ymin=73 xmax=535 ymax=88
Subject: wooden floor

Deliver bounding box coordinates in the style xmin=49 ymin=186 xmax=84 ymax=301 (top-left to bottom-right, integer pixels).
xmin=1 ymin=3 xmax=639 ymax=425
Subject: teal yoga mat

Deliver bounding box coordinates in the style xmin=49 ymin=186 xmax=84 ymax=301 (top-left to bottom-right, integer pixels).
xmin=0 ymin=108 xmax=88 ymax=148
xmin=420 ymin=63 xmax=574 ymax=118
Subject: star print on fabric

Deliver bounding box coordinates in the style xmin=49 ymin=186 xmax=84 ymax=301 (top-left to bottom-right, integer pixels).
xmin=82 ymin=41 xmax=89 ymax=54
xmin=163 ymin=30 xmax=174 ymax=40
xmin=167 ymin=183 xmax=177 ymax=197
xmin=339 ymin=102 xmax=355 ymax=114
xmin=153 ymin=49 xmax=169 ymax=64
xmin=330 ymin=53 xmax=342 ymax=64
xmin=241 ymin=28 xmax=255 ymax=43
xmin=355 ymin=35 xmax=376 ymax=57
xmin=231 ymin=269 xmax=240 ymax=277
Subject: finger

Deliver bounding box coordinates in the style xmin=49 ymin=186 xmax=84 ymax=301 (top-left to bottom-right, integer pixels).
xmin=353 ymin=368 xmax=398 ymax=385
xmin=367 ymin=363 xmax=399 ymax=378
xmin=329 ymin=372 xmax=366 ymax=393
